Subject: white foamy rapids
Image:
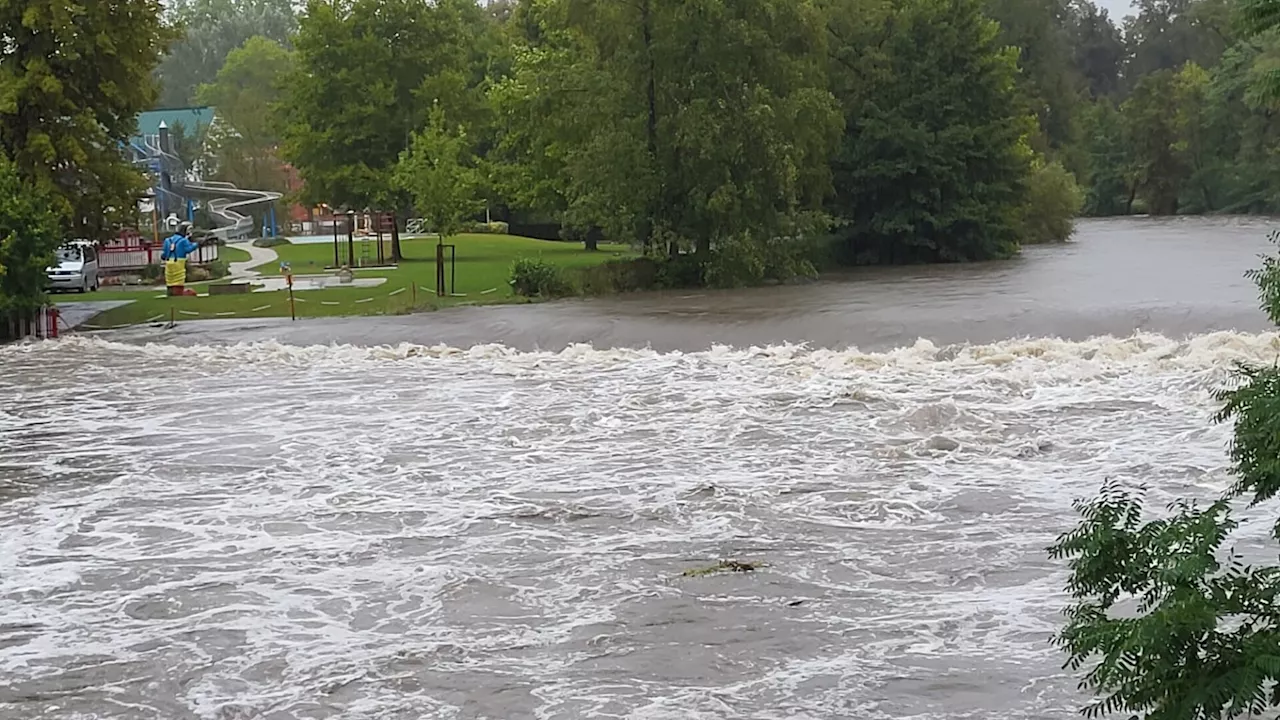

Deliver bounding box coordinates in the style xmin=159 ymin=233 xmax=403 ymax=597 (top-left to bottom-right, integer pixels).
xmin=1 ymin=331 xmax=1278 ymax=719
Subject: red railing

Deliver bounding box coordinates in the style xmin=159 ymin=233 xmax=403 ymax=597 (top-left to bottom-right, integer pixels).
xmin=3 ymin=306 xmax=59 ymax=341
xmin=98 ymin=243 xmax=220 ymax=271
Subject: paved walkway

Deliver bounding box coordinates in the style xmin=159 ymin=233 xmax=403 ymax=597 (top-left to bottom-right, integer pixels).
xmin=55 ymin=300 xmax=135 ymax=329
xmin=227 ymin=240 xmax=278 ymax=280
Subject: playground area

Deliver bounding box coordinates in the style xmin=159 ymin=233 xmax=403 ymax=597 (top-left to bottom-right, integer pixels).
xmin=76 ymin=233 xmax=632 ymax=328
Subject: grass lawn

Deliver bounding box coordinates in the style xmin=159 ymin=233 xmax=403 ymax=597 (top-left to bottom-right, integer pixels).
xmin=219 ymin=245 xmax=252 ymax=264
xmin=84 ymin=234 xmax=633 ymax=328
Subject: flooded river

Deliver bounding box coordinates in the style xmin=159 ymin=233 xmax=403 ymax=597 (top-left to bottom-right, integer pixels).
xmin=2 ymin=217 xmax=1280 ymax=719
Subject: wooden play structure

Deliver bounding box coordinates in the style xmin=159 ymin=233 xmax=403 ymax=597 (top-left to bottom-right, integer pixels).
xmin=321 ymin=208 xmax=399 ymax=269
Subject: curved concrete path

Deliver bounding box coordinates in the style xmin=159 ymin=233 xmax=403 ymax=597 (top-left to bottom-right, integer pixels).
xmin=226 ymin=240 xmax=278 ymax=280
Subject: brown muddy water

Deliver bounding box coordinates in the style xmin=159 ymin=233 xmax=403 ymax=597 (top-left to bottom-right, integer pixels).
xmin=2 ymin=216 xmax=1279 ymax=719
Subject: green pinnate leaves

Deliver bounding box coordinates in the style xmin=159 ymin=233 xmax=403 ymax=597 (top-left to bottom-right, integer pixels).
xmin=1053 ymin=230 xmax=1280 ymax=718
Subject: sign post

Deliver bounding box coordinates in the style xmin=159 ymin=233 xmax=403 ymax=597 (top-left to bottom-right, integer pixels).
xmin=282 ymin=262 xmax=296 ymax=321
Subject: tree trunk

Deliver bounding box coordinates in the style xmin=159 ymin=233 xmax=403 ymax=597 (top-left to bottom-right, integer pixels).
xmin=390 ymin=215 xmax=403 ymax=262
xmin=641 ymin=0 xmax=658 ymax=253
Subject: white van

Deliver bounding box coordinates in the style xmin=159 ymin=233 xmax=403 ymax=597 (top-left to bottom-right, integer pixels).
xmin=46 ymin=241 xmax=100 ymax=293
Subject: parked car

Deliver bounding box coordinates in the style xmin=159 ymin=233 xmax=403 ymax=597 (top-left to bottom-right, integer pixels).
xmin=46 ymin=241 xmax=99 ymax=293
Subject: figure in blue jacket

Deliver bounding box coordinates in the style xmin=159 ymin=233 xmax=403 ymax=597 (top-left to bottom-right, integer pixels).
xmin=161 ymin=222 xmax=201 ymax=296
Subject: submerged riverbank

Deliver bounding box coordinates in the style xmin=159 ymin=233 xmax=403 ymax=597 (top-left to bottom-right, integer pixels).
xmin=94 ymin=217 xmax=1276 ymax=352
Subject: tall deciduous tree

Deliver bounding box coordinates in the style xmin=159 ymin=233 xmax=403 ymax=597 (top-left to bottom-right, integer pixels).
xmin=196 ymin=35 xmax=295 ymax=194
xmin=1121 ymin=69 xmax=1186 ymax=215
xmin=0 ymin=152 xmax=59 ymax=316
xmin=1068 ymin=0 xmax=1125 ymax=98
xmin=826 ymin=0 xmax=1036 ymax=264
xmin=1077 ymin=100 xmax=1133 ymax=215
xmin=1124 ymin=0 xmax=1232 ymax=80
xmin=985 ymin=0 xmax=1082 ymax=158
xmin=0 ymin=0 xmax=177 ymax=240
xmin=282 ymin=0 xmax=488 ymax=261
xmin=156 ymin=0 xmax=297 ymax=108
xmin=395 ymin=105 xmax=482 ymax=244
xmin=491 ymin=0 xmax=841 ymax=262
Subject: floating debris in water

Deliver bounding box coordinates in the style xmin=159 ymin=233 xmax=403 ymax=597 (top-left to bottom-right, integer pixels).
xmin=681 ymin=559 xmax=765 ymax=577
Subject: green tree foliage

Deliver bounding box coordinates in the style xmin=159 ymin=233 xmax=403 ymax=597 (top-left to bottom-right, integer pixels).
xmin=1170 ymin=62 xmax=1219 ymax=212
xmin=196 ymin=36 xmax=295 ymax=194
xmin=490 ymin=0 xmax=842 ymax=263
xmin=1207 ymin=34 xmax=1280 ymax=212
xmin=281 ymin=0 xmax=488 ymax=250
xmin=1077 ymin=100 xmax=1133 ymax=215
xmin=1121 ymin=70 xmax=1187 ymax=215
xmin=395 ymin=105 xmax=483 ymax=244
xmin=1068 ymin=0 xmax=1125 ymax=98
xmin=826 ymin=0 xmax=1037 ymax=264
xmin=984 ymin=0 xmax=1081 ymax=157
xmin=1018 ymin=160 xmax=1084 ymax=243
xmin=1125 ymin=0 xmax=1232 ymax=80
xmin=0 ymin=153 xmax=59 ymax=316
xmin=156 ymin=0 xmax=297 ymax=108
xmin=1066 ymin=0 xmax=1280 ymax=217
xmin=0 ymin=0 xmax=177 ymax=240
xmin=1073 ymin=0 xmax=1280 ymax=218
xmin=1052 ymin=228 xmax=1280 ymax=719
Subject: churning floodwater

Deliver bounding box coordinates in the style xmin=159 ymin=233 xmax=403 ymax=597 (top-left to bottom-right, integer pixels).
xmin=3 ymin=217 xmax=1280 ymax=719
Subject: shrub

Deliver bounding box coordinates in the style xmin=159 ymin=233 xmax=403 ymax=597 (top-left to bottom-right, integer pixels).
xmin=577 ymin=257 xmax=659 ymax=295
xmin=205 ymin=259 xmax=230 ymax=280
xmin=140 ymin=263 xmax=164 ymax=284
xmin=1018 ymin=160 xmax=1084 ymax=244
xmin=575 ymin=255 xmax=708 ymax=294
xmin=705 ymin=233 xmax=819 ymax=288
xmin=509 ymin=257 xmax=576 ymax=298
xmin=470 ymin=221 xmax=509 ymax=235
xmin=655 ymin=254 xmax=706 ymax=288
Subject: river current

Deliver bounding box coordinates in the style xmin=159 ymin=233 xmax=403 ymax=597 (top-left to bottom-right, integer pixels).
xmin=2 ymin=217 xmax=1280 ymax=719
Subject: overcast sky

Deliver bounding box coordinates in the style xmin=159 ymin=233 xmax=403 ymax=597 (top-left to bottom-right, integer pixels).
xmin=1097 ymin=0 xmax=1138 ymax=22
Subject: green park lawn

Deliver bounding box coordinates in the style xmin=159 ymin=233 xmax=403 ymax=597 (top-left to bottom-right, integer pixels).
xmin=219 ymin=244 xmax=252 ymax=264
xmin=79 ymin=234 xmax=632 ymax=328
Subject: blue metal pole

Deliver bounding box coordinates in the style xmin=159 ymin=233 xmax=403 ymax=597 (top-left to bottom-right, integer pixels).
xmin=269 ymin=205 xmax=278 ymax=238
xmin=187 ymin=199 xmax=194 ymax=222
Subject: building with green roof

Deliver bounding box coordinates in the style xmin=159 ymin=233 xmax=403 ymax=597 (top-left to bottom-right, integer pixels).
xmin=132 ymin=106 xmax=216 ymax=145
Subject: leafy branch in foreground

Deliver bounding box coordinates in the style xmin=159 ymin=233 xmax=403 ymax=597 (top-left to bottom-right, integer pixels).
xmin=1050 ymin=229 xmax=1280 ymax=719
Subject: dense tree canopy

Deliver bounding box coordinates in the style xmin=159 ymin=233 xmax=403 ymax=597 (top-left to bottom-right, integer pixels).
xmin=827 ymin=0 xmax=1037 ymax=264
xmin=490 ymin=0 xmax=842 ymax=262
xmin=196 ymin=35 xmax=295 ymax=194
xmin=155 ymin=0 xmax=296 ymax=108
xmin=15 ymin=0 xmax=1269 ymax=305
xmin=281 ymin=0 xmax=487 ymax=216
xmin=0 ymin=0 xmax=176 ymax=242
xmin=0 ymin=152 xmax=59 ymax=316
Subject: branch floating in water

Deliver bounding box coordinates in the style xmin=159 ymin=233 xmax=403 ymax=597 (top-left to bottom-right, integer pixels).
xmin=680 ymin=559 xmax=765 ymax=577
